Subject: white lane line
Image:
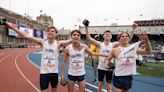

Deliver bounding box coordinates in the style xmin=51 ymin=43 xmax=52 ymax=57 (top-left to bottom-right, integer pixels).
xmin=26 ymin=51 xmax=107 ymax=92
xmin=58 ymin=77 xmax=93 ymax=92
xmin=74 ymin=84 xmax=93 ymax=92
xmin=27 ymin=53 xmax=93 ymax=92
xmin=32 ymin=51 xmax=42 ymax=54
xmin=85 ymin=82 xmax=107 ymax=92
xmin=0 ymin=54 xmax=15 ymax=62
xmin=26 ymin=54 xmax=40 ymax=69
xmin=15 ymin=54 xmax=41 ymax=92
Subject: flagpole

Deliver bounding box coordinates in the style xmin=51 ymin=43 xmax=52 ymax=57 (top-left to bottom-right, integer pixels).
xmin=27 ymin=0 xmax=30 ymax=15
xmin=9 ymin=0 xmax=10 ymax=9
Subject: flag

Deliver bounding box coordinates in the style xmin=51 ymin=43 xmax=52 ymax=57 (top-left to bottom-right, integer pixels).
xmin=104 ymin=18 xmax=107 ymax=21
xmin=140 ymin=14 xmax=143 ymax=16
xmin=61 ymin=27 xmax=64 ymax=30
xmin=77 ymin=18 xmax=81 ymax=22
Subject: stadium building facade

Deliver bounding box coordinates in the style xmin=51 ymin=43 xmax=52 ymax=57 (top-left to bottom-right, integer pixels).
xmin=0 ymin=7 xmax=164 ymax=60
xmin=79 ymin=20 xmax=164 ymax=60
xmin=0 ymin=7 xmax=50 ymax=48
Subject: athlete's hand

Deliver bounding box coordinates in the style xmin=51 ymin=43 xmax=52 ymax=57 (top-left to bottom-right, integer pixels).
xmin=101 ymin=53 xmax=108 ymax=57
xmin=5 ymin=22 xmax=12 ymax=29
xmin=137 ymin=33 xmax=149 ymax=43
xmin=60 ymin=75 xmax=67 ymax=86
xmin=61 ymin=75 xmax=64 ymax=81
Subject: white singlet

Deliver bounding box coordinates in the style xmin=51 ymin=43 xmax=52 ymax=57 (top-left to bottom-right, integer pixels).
xmin=114 ymin=41 xmax=141 ymax=76
xmin=40 ymin=40 xmax=59 ymax=74
xmin=98 ymin=42 xmax=113 ymax=70
xmin=68 ymin=44 xmax=86 ymax=76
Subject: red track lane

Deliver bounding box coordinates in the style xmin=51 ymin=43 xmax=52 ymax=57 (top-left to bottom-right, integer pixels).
xmin=0 ymin=48 xmax=78 ymax=92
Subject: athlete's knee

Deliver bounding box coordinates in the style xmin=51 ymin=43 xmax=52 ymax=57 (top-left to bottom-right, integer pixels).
xmin=98 ymin=82 xmax=103 ymax=88
xmin=106 ymin=84 xmax=112 ymax=92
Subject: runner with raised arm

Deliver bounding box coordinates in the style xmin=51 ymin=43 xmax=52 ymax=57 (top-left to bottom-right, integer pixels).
xmin=83 ymin=19 xmax=137 ymax=92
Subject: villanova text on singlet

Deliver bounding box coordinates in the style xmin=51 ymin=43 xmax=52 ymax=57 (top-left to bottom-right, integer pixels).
xmin=68 ymin=44 xmax=86 ymax=76
xmin=98 ymin=42 xmax=113 ymax=70
xmin=114 ymin=41 xmax=141 ymax=76
xmin=40 ymin=40 xmax=59 ymax=74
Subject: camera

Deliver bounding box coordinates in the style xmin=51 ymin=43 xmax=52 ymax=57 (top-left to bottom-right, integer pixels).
xmin=0 ymin=17 xmax=6 ymax=25
xmin=60 ymin=78 xmax=67 ymax=86
xmin=107 ymin=62 xmax=115 ymax=69
xmin=83 ymin=19 xmax=89 ymax=26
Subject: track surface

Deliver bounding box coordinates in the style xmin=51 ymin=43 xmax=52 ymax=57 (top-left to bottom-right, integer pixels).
xmin=0 ymin=48 xmax=78 ymax=92
xmin=1 ymin=48 xmax=164 ymax=92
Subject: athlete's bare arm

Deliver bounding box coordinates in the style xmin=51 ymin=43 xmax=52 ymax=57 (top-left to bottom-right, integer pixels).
xmin=61 ymin=46 xmax=69 ymax=80
xmin=57 ymin=40 xmax=72 ymax=50
xmin=85 ymin=26 xmax=101 ymax=47
xmin=6 ymin=22 xmax=44 ymax=46
xmin=83 ymin=44 xmax=107 ymax=57
xmin=137 ymin=33 xmax=152 ymax=55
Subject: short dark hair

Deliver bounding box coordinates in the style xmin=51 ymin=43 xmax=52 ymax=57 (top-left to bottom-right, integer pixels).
xmin=117 ymin=32 xmax=130 ymax=40
xmin=47 ymin=26 xmax=58 ymax=33
xmin=103 ymin=30 xmax=111 ymax=35
xmin=71 ymin=29 xmax=82 ymax=36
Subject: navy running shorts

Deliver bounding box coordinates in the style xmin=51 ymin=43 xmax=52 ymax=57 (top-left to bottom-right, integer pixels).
xmin=113 ymin=74 xmax=133 ymax=90
xmin=68 ymin=74 xmax=85 ymax=82
xmin=40 ymin=73 xmax=58 ymax=90
xmin=98 ymin=69 xmax=113 ymax=83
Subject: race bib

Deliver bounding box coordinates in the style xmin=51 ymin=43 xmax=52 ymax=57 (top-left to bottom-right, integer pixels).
xmin=43 ymin=55 xmax=56 ymax=68
xmin=71 ymin=57 xmax=83 ymax=70
xmin=121 ymin=57 xmax=135 ymax=65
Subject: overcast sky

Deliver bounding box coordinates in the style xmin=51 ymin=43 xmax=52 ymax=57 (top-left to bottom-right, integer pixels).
xmin=0 ymin=0 xmax=164 ymax=29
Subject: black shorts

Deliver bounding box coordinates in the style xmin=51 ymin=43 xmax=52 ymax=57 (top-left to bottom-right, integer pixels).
xmin=68 ymin=74 xmax=85 ymax=82
xmin=98 ymin=69 xmax=113 ymax=83
xmin=113 ymin=75 xmax=133 ymax=90
xmin=40 ymin=73 xmax=58 ymax=90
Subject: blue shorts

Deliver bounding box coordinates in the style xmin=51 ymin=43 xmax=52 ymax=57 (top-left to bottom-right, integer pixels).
xmin=40 ymin=73 xmax=58 ymax=90
xmin=68 ymin=74 xmax=85 ymax=82
xmin=113 ymin=75 xmax=133 ymax=90
xmin=98 ymin=69 xmax=113 ymax=83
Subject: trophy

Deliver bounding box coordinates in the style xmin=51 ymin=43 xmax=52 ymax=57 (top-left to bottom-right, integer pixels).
xmin=60 ymin=78 xmax=67 ymax=86
xmin=83 ymin=19 xmax=89 ymax=26
xmin=107 ymin=62 xmax=115 ymax=69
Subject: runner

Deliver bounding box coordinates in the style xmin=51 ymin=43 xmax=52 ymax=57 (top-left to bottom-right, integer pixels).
xmin=84 ymin=19 xmax=137 ymax=92
xmin=6 ymin=22 xmax=72 ymax=92
xmin=61 ymin=30 xmax=107 ymax=92
xmin=105 ymin=32 xmax=152 ymax=92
